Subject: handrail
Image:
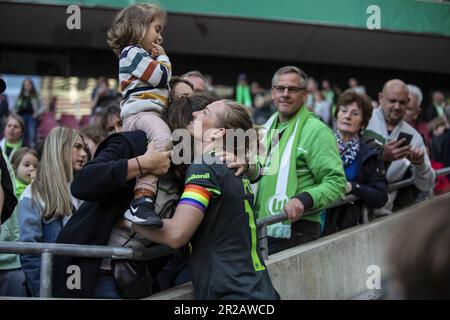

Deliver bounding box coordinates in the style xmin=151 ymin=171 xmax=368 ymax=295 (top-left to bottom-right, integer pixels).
xmin=257 ymin=166 xmax=450 ymax=228
xmin=0 ymin=241 xmax=177 ymax=260
xmin=256 ymin=195 xmax=359 ymax=228
xmin=388 ymin=166 xmax=450 ymax=191
xmin=0 ymin=166 xmax=448 ymax=297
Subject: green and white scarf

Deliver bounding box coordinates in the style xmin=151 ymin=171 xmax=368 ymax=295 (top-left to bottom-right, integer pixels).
xmin=256 ymin=107 xmax=311 ymax=239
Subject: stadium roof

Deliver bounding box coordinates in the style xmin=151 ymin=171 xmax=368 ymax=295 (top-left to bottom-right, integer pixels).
xmin=1 ymin=0 xmax=449 ymax=75
xmin=7 ymin=0 xmax=450 ymax=37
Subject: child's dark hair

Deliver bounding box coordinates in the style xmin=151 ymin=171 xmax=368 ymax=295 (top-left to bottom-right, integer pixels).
xmin=11 ymin=147 xmax=38 ymax=172
xmin=107 ymin=3 xmax=166 ymax=56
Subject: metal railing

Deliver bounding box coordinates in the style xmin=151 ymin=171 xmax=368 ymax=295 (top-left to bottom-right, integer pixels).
xmin=0 ymin=166 xmax=449 ymax=298
xmin=256 ymin=194 xmax=360 ymax=259
xmin=0 ymin=241 xmax=175 ymax=297
xmin=256 ymin=166 xmax=450 ymax=258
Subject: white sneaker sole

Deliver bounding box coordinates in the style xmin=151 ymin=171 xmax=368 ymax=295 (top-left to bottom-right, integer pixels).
xmin=124 ymin=210 xmax=146 ymax=223
xmin=124 ymin=210 xmax=163 ymax=227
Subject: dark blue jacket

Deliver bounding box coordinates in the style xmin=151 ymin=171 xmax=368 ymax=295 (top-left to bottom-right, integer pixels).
xmin=348 ymin=141 xmax=388 ymax=208
xmin=325 ymin=140 xmax=388 ymax=233
xmin=52 ymin=131 xmax=148 ymax=298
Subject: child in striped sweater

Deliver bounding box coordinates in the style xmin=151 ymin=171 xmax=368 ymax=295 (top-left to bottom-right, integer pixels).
xmin=107 ymin=3 xmax=172 ymax=228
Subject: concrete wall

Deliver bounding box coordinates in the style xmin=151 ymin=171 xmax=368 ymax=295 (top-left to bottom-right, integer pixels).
xmin=148 ymin=200 xmax=435 ymax=300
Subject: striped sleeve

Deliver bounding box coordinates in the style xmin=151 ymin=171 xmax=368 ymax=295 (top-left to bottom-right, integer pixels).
xmin=179 ymin=184 xmax=212 ymax=214
xmin=119 ymin=46 xmax=171 ymax=88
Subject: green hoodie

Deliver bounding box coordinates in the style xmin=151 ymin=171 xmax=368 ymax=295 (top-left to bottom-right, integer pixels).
xmin=255 ymin=109 xmax=347 ymax=224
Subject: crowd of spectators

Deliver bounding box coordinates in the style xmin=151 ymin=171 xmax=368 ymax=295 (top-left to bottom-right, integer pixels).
xmin=0 ymin=67 xmax=449 ymax=299
xmin=0 ymin=2 xmax=448 ymax=299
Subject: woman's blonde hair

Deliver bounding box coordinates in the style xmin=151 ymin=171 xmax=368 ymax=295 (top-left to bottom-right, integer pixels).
xmin=107 ymin=3 xmax=166 ymax=56
xmin=31 ymin=127 xmax=79 ymax=220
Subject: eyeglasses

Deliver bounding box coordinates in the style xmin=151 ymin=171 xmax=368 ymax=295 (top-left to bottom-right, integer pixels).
xmin=273 ymin=85 xmax=306 ymax=94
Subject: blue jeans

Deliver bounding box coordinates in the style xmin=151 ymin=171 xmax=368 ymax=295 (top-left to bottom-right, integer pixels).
xmin=21 ymin=114 xmax=37 ymax=147
xmin=93 ymin=274 xmax=120 ymax=299
xmin=156 ymin=252 xmax=191 ymax=291
xmin=0 ymin=268 xmax=28 ymax=297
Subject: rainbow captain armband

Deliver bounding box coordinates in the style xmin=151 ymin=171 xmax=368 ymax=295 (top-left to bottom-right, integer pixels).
xmin=179 ymin=184 xmax=212 ymax=214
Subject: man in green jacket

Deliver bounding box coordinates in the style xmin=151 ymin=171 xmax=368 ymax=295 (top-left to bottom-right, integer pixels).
xmin=255 ymin=66 xmax=347 ymax=254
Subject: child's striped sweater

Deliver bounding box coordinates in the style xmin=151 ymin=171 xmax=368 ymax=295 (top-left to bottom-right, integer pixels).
xmin=119 ymin=45 xmax=172 ymax=118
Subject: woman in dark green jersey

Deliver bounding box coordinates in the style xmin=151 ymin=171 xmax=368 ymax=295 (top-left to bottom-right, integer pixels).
xmin=135 ymin=99 xmax=279 ymax=300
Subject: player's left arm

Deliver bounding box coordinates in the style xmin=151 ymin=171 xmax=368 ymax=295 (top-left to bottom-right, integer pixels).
xmin=134 ymin=203 xmax=203 ymax=249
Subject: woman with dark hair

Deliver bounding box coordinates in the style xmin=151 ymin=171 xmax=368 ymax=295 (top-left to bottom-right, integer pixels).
xmin=100 ymin=105 xmax=122 ymax=136
xmin=165 ymin=93 xmax=216 ymax=132
xmin=52 ymin=95 xmax=212 ymax=298
xmin=168 ymin=76 xmax=194 ymax=106
xmin=152 ymin=94 xmax=217 ymax=291
xmin=52 ymin=96 xmax=262 ymax=299
xmin=80 ymin=124 xmax=106 ymax=158
xmin=135 ymin=100 xmax=279 ymax=300
xmin=324 ymin=90 xmax=388 ymax=234
xmin=52 ymin=132 xmax=171 ymax=299
xmin=14 ymin=79 xmax=41 ymax=147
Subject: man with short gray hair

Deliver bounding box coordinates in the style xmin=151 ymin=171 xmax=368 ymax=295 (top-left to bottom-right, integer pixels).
xmin=255 ymin=66 xmax=346 ymax=254
xmin=405 ymin=84 xmax=423 ymax=128
xmin=181 ymin=70 xmax=209 ymax=93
